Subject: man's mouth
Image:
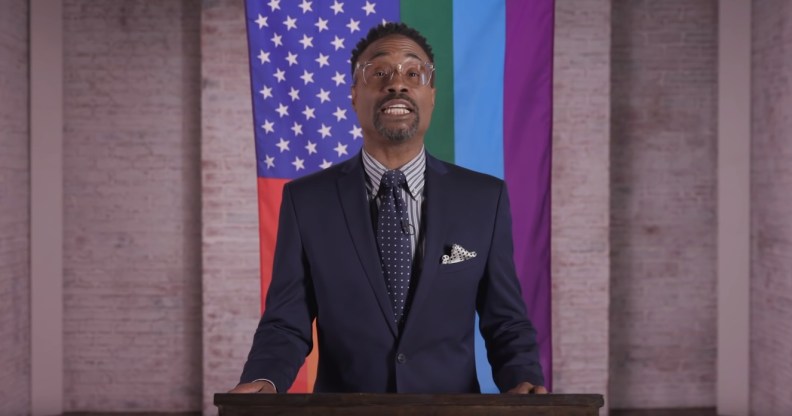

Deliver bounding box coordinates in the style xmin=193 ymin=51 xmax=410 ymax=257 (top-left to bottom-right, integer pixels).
xmin=378 ymin=98 xmax=416 ymax=116
xmin=374 ymin=97 xmax=420 ymax=142
xmin=382 ymin=104 xmax=412 ymax=115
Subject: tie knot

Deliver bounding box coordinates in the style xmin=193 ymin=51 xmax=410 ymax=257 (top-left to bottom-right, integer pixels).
xmin=380 ymin=170 xmax=407 ymax=190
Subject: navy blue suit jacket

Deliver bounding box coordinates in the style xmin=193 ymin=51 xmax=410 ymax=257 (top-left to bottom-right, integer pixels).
xmin=240 ymin=152 xmax=543 ymax=393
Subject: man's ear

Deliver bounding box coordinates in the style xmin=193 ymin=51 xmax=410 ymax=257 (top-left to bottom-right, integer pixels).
xmin=351 ymin=86 xmax=357 ymax=107
xmin=431 ymin=87 xmax=436 ymax=107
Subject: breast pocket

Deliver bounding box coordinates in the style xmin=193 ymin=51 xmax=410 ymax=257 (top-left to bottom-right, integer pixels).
xmin=436 ymin=257 xmax=483 ymax=302
xmin=438 ymin=257 xmax=481 ymax=275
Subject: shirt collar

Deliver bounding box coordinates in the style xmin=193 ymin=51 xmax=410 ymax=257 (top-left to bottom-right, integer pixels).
xmin=362 ymin=146 xmax=426 ymax=199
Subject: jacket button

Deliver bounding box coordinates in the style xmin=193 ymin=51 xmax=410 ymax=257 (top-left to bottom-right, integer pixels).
xmin=396 ymin=353 xmax=407 ymax=364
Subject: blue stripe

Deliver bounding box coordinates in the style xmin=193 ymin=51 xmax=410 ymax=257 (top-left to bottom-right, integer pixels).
xmin=453 ymin=0 xmax=505 ymax=180
xmin=453 ymin=0 xmax=506 ymax=393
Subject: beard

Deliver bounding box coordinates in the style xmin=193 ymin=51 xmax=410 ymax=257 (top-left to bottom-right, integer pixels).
xmin=373 ymin=94 xmax=420 ymax=143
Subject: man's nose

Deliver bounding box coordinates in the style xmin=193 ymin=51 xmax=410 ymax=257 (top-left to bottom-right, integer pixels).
xmin=385 ymin=72 xmax=409 ymax=93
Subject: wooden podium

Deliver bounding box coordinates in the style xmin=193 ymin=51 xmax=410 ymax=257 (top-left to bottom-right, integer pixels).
xmin=214 ymin=393 xmax=604 ymax=415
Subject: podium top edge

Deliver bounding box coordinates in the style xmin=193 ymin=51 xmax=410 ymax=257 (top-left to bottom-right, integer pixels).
xmin=214 ymin=393 xmax=605 ymax=408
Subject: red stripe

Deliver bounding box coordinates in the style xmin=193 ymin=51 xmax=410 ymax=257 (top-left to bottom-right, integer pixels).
xmin=257 ymin=177 xmax=317 ymax=392
xmin=257 ymin=178 xmax=287 ymax=313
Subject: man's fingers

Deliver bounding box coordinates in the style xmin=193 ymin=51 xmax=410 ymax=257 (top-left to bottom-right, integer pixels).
xmin=256 ymin=382 xmax=277 ymax=393
xmin=228 ymin=381 xmax=275 ymax=394
xmin=506 ymin=382 xmax=548 ymax=394
xmin=506 ymin=382 xmax=533 ymax=394
xmin=227 ymin=383 xmax=259 ymax=393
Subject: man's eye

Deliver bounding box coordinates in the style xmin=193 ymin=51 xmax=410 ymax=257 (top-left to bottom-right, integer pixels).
xmin=372 ymin=70 xmax=388 ymax=78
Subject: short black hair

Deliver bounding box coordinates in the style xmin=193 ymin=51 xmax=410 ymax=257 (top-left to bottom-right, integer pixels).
xmin=350 ymin=22 xmax=435 ymax=78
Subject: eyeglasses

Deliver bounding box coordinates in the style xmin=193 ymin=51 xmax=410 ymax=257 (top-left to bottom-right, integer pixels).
xmin=354 ymin=60 xmax=435 ymax=88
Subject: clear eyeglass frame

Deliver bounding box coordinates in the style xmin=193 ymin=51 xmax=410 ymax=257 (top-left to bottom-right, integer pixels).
xmin=354 ymin=60 xmax=436 ymax=88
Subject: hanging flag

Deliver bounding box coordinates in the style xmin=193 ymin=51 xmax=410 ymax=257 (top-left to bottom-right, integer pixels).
xmin=244 ymin=0 xmax=553 ymax=393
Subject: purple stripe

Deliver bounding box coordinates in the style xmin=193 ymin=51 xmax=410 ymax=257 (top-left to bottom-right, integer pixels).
xmin=504 ymin=0 xmax=554 ymax=390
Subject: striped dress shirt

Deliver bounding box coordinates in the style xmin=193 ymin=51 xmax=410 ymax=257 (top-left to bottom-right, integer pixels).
xmin=361 ymin=148 xmax=425 ymax=260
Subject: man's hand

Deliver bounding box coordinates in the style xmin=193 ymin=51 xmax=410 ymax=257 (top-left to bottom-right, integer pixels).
xmin=506 ymin=382 xmax=548 ymax=394
xmin=228 ymin=380 xmax=276 ymax=394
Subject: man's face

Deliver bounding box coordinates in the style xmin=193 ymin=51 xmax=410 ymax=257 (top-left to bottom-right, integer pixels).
xmin=351 ymin=35 xmax=435 ymax=146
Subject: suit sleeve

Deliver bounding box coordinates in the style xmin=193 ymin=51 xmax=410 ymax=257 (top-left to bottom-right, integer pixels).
xmin=477 ymin=182 xmax=545 ymax=391
xmin=239 ymin=184 xmax=316 ymax=393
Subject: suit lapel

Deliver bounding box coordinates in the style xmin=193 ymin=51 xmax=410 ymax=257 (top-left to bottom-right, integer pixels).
xmin=402 ymin=155 xmax=450 ymax=337
xmin=336 ymin=154 xmax=398 ymax=337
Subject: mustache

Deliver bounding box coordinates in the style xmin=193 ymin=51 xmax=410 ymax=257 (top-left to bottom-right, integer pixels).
xmin=376 ymin=93 xmax=418 ymax=111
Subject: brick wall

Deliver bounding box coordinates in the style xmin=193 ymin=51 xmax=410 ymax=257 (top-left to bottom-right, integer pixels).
xmin=62 ymin=0 xmax=202 ymax=411
xmin=751 ymin=1 xmax=792 ymax=414
xmin=552 ymin=0 xmax=611 ymax=407
xmin=609 ymin=0 xmax=718 ymax=409
xmin=200 ymin=1 xmax=261 ymax=414
xmin=0 ymin=1 xmax=30 ymax=415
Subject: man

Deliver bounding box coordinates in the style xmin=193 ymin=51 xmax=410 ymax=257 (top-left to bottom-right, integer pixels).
xmin=231 ymin=22 xmax=546 ymax=394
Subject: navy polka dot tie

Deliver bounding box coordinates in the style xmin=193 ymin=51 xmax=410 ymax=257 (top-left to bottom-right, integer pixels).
xmin=376 ymin=170 xmax=412 ymax=327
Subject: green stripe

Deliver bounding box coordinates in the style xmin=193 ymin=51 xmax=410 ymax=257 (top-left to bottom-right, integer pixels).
xmin=401 ymin=0 xmax=455 ymax=163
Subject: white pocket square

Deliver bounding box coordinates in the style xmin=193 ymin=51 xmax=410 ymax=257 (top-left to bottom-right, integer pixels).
xmin=441 ymin=244 xmax=477 ymax=264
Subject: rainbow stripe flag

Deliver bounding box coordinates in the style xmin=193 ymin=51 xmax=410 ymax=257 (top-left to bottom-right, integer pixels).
xmin=244 ymin=0 xmax=553 ymax=393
